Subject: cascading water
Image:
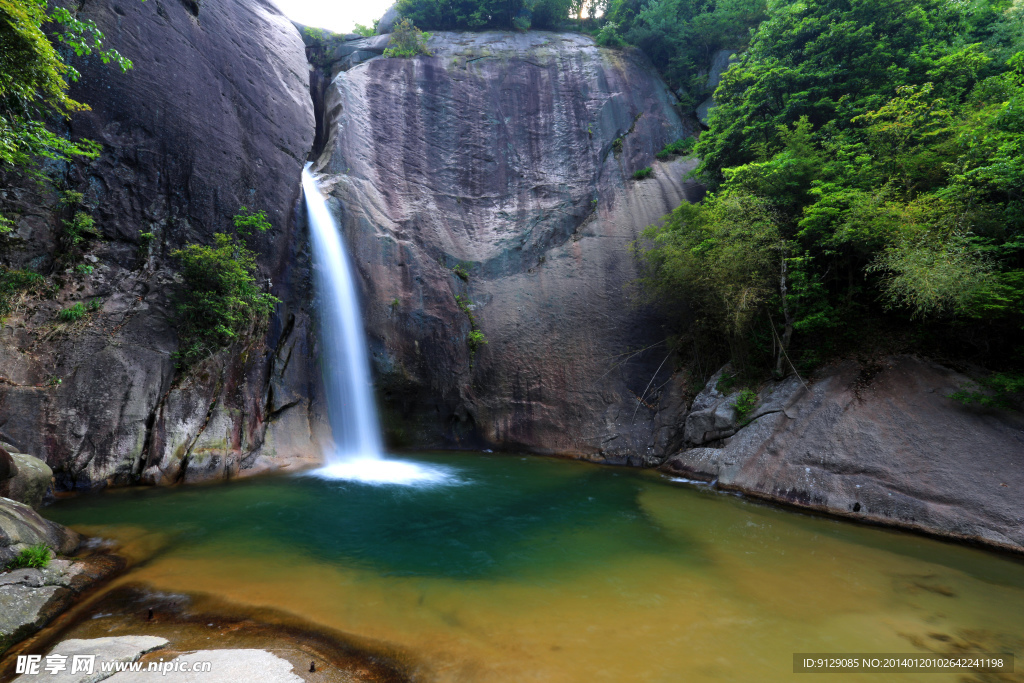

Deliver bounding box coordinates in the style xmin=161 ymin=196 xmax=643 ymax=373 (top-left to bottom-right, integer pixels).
xmin=302 ymin=166 xmax=453 ymax=486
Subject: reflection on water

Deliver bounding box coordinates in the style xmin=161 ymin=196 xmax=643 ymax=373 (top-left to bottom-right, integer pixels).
xmin=47 ymin=452 xmax=1024 ymax=683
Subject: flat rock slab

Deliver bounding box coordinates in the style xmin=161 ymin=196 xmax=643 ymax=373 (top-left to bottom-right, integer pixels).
xmin=106 ymin=649 xmax=303 ymax=683
xmin=13 ymin=636 xmax=170 ymax=683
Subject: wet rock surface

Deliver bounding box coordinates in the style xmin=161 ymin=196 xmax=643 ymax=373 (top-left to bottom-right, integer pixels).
xmin=314 ymin=32 xmax=700 ymax=459
xmin=1 ymin=586 xmax=410 ymax=683
xmin=0 ymin=554 xmax=123 ymax=656
xmin=661 ymin=355 xmax=1024 ymax=552
xmin=0 ymin=0 xmax=319 ymax=489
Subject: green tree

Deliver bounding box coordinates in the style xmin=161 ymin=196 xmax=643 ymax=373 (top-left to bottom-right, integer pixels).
xmin=1 ymin=0 xmax=132 ymax=173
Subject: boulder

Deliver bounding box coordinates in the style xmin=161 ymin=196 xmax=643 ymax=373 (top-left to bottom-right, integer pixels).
xmin=661 ymin=355 xmax=1024 ymax=552
xmin=0 ymin=447 xmax=16 ymax=482
xmin=376 ymin=3 xmax=400 ymax=34
xmin=0 ymin=497 xmax=80 ymax=567
xmin=0 ymin=450 xmax=53 ymax=510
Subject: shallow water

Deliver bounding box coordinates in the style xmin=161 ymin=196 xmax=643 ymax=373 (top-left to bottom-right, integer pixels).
xmin=47 ymin=452 xmax=1024 ymax=682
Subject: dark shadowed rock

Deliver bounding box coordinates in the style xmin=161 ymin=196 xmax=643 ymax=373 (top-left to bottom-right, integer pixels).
xmin=660 ymin=356 xmax=1024 ymax=552
xmin=0 ymin=448 xmax=15 ymax=483
xmin=0 ymin=0 xmax=318 ymax=488
xmin=0 ymin=497 xmax=80 ymax=567
xmin=0 ymin=450 xmax=53 ymax=510
xmin=312 ymin=32 xmax=700 ymax=460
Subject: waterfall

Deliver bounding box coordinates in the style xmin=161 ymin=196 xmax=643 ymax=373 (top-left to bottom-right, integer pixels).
xmin=302 ymin=166 xmax=383 ymax=459
xmin=302 ymin=166 xmax=453 ymax=486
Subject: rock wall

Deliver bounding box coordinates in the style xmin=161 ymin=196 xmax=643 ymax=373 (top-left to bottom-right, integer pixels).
xmin=0 ymin=0 xmax=322 ymax=488
xmin=311 ymin=32 xmax=701 ymax=460
xmin=661 ymin=356 xmax=1024 ymax=552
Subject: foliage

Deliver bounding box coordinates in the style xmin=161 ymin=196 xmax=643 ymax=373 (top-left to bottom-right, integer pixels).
xmin=632 ymin=166 xmax=654 ymax=180
xmin=636 ymin=0 xmax=1024 ymax=381
xmin=0 ymin=266 xmax=45 ymax=316
xmin=232 ymin=207 xmax=271 ymax=236
xmin=6 ymin=543 xmax=50 ymax=569
xmin=603 ymin=0 xmax=767 ymax=108
xmin=656 ymin=137 xmax=695 ymax=160
xmin=396 ymin=0 xmax=578 ymax=31
xmin=949 ymin=371 xmax=1024 ymax=409
xmin=57 ymin=301 xmax=85 ymax=321
xmin=452 ymin=263 xmax=470 ymax=281
xmin=74 ymin=263 xmax=92 ymax=274
xmin=732 ymin=387 xmax=757 ymax=419
xmin=383 ymin=18 xmax=431 ymax=58
xmin=0 ymin=0 xmax=132 ymax=173
xmin=171 ymin=230 xmax=278 ymax=368
xmin=353 ymin=23 xmax=374 ymax=37
xmin=455 ymin=294 xmax=488 ymax=364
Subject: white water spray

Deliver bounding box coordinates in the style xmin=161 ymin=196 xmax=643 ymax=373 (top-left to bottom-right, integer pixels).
xmin=302 ymin=166 xmax=453 ymax=486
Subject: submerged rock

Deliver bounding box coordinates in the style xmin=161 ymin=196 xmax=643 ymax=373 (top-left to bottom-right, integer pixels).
xmin=661 ymin=356 xmax=1024 ymax=552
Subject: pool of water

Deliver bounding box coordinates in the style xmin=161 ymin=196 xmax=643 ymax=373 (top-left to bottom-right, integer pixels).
xmin=46 ymin=452 xmax=1024 ymax=682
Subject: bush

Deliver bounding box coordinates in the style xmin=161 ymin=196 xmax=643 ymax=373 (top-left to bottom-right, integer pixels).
xmin=383 ymin=18 xmax=430 ymax=58
xmin=57 ymin=301 xmax=86 ymax=322
xmin=353 ymin=23 xmax=374 ymax=37
xmin=6 ymin=544 xmax=51 ymax=569
xmin=656 ymin=137 xmax=695 ymax=160
xmin=172 ymin=233 xmax=279 ymax=368
xmin=732 ymin=388 xmax=758 ymax=420
xmin=397 ymin=0 xmax=573 ymax=31
xmin=632 ymin=166 xmax=654 ymax=180
xmin=232 ymin=207 xmax=271 ymax=236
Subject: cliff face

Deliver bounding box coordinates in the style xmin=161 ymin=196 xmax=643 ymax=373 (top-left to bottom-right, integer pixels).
xmin=311 ymin=32 xmax=700 ymax=460
xmin=0 ymin=0 xmax=321 ymax=488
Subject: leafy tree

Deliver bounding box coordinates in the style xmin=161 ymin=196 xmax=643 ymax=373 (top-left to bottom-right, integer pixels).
xmin=1 ymin=0 xmax=132 ymax=173
xmin=171 ymin=210 xmax=278 ymax=368
xmin=396 ymin=0 xmax=575 ymax=31
xmin=638 ymin=0 xmax=1024 ymax=381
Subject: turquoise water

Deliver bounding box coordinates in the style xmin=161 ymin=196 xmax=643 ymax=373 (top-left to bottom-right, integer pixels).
xmin=47 ymin=452 xmax=1024 ymax=682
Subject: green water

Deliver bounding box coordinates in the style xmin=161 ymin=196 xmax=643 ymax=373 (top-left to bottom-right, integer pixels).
xmin=47 ymin=452 xmax=1024 ymax=682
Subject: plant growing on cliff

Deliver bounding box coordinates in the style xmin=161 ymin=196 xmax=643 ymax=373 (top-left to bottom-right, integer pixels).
xmin=57 ymin=300 xmax=85 ymax=322
xmin=353 ymin=23 xmax=374 ymax=37
xmin=6 ymin=543 xmax=50 ymax=569
xmin=632 ymin=166 xmax=653 ymax=180
xmin=0 ymin=0 xmax=133 ymax=174
xmin=232 ymin=207 xmax=271 ymax=236
xmin=171 ymin=230 xmax=279 ymax=368
xmin=732 ymin=388 xmax=757 ymax=421
xmin=656 ymin=137 xmax=695 ymax=160
xmin=382 ymin=18 xmax=431 ymax=58
xmin=455 ymin=294 xmax=488 ymax=365
xmin=0 ymin=266 xmax=45 ymax=317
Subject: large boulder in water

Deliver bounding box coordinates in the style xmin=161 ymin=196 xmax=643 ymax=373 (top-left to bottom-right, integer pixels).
xmin=0 ymin=0 xmax=321 ymax=488
xmin=661 ymin=356 xmax=1024 ymax=552
xmin=311 ymin=32 xmax=702 ymax=461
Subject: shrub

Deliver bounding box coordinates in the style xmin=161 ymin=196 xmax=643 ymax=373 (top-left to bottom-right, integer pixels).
xmin=455 ymin=294 xmax=488 ymax=364
xmin=383 ymin=18 xmax=430 ymax=58
xmin=950 ymin=372 xmax=1024 ymax=409
xmin=6 ymin=544 xmax=51 ymax=569
xmin=353 ymin=23 xmax=374 ymax=37
xmin=632 ymin=166 xmax=654 ymax=180
xmin=75 ymin=264 xmax=93 ymax=274
xmin=57 ymin=301 xmax=86 ymax=322
xmin=171 ymin=233 xmax=279 ymax=368
xmin=452 ymin=263 xmax=470 ymax=281
xmin=468 ymin=328 xmax=488 ymax=353
xmin=732 ymin=388 xmax=758 ymax=420
xmin=656 ymin=137 xmax=696 ymax=160
xmin=232 ymin=207 xmax=271 ymax=236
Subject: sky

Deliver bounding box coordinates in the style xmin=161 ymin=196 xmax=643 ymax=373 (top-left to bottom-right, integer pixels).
xmin=270 ymin=0 xmax=395 ymax=34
